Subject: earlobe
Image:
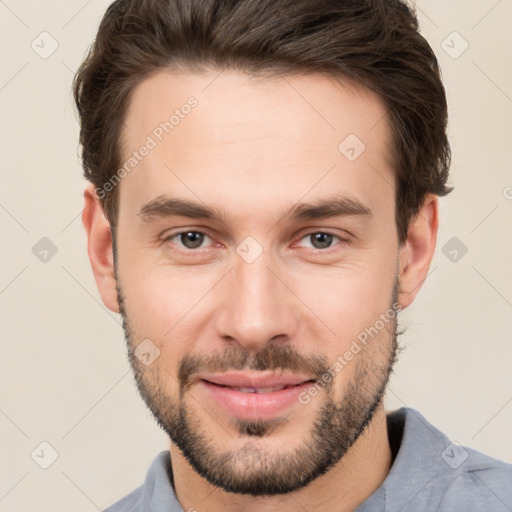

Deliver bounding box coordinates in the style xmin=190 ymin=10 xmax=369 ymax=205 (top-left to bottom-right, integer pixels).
xmin=82 ymin=183 xmax=120 ymax=313
xmin=397 ymin=195 xmax=439 ymax=309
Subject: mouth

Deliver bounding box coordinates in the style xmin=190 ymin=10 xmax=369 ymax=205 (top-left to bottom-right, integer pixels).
xmin=196 ymin=372 xmax=317 ymax=420
xmin=203 ymin=381 xmax=314 ymax=393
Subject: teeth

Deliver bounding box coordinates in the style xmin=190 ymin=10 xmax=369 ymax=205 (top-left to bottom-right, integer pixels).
xmin=235 ymin=387 xmax=257 ymax=393
xmin=231 ymin=385 xmax=287 ymax=393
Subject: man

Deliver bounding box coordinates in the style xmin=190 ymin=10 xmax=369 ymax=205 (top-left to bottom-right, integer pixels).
xmin=74 ymin=0 xmax=512 ymax=510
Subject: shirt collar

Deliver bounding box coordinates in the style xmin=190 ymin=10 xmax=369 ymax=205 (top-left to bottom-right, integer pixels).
xmin=356 ymin=407 xmax=462 ymax=511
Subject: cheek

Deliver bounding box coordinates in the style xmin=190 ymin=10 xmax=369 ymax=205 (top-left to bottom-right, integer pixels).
xmin=289 ymin=255 xmax=398 ymax=355
xmin=119 ymin=264 xmax=220 ymax=362
xmin=299 ymin=270 xmax=398 ymax=402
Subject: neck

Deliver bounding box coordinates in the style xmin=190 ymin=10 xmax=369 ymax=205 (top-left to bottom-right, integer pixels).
xmin=170 ymin=404 xmax=391 ymax=512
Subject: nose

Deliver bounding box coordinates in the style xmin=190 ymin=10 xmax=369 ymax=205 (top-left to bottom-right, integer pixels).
xmin=214 ymin=249 xmax=298 ymax=352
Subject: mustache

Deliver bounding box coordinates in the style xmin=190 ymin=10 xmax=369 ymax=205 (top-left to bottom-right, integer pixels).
xmin=178 ymin=344 xmax=330 ymax=390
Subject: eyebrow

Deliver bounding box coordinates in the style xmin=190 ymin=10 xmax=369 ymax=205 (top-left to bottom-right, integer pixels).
xmin=137 ymin=194 xmax=372 ymax=224
xmin=285 ymin=195 xmax=372 ymax=222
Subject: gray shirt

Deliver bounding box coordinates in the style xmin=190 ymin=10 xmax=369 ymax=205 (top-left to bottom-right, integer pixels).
xmin=104 ymin=407 xmax=512 ymax=511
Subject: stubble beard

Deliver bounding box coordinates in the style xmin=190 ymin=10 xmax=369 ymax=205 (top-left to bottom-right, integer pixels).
xmin=116 ymin=272 xmax=400 ymax=496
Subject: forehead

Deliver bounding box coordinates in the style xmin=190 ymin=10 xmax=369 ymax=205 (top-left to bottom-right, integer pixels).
xmin=119 ymin=69 xmax=394 ymax=220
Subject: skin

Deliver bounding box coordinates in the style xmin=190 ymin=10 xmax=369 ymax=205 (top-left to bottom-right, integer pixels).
xmin=82 ymin=69 xmax=438 ymax=512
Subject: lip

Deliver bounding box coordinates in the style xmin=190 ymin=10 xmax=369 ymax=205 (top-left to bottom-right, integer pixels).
xmin=197 ymin=372 xmax=317 ymax=420
xmin=199 ymin=371 xmax=314 ymax=389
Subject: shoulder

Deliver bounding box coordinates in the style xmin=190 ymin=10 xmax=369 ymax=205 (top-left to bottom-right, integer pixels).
xmin=101 ymin=450 xmax=174 ymax=512
xmin=381 ymin=407 xmax=512 ymax=511
xmin=102 ymin=485 xmax=143 ymax=512
xmin=437 ymin=448 xmax=512 ymax=511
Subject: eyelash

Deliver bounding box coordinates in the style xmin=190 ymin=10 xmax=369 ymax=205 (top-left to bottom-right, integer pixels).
xmin=162 ymin=230 xmax=347 ymax=253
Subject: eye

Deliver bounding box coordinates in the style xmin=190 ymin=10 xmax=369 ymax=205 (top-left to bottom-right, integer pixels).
xmin=165 ymin=231 xmax=212 ymax=250
xmin=297 ymin=232 xmax=343 ymax=250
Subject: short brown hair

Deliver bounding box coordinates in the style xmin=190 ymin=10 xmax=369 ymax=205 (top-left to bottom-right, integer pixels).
xmin=73 ymin=0 xmax=452 ymax=243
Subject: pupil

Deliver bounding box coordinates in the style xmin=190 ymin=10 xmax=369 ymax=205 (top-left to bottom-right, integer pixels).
xmin=312 ymin=233 xmax=332 ymax=249
xmin=181 ymin=232 xmax=203 ymax=248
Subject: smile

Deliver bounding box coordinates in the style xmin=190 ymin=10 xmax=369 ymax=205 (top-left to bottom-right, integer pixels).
xmin=197 ymin=373 xmax=317 ymax=420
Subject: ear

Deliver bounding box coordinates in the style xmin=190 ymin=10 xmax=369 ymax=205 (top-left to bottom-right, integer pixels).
xmin=82 ymin=183 xmax=120 ymax=313
xmin=397 ymin=194 xmax=439 ymax=309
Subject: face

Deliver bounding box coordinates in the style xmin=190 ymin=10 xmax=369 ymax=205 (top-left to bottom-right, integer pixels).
xmin=113 ymin=69 xmax=404 ymax=495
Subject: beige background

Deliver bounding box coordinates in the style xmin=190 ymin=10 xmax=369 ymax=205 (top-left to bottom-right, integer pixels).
xmin=1 ymin=0 xmax=511 ymax=510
